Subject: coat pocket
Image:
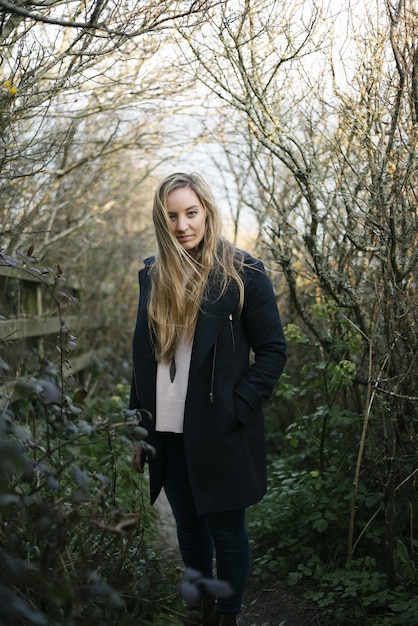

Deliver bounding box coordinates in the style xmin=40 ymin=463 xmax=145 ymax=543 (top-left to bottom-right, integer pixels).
xmin=234 ymin=391 xmax=255 ymax=426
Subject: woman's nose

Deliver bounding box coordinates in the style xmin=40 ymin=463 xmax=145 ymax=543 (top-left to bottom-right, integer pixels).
xmin=176 ymin=215 xmax=188 ymax=231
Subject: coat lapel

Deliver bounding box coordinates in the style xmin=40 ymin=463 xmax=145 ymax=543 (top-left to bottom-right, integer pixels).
xmin=137 ymin=262 xmax=240 ymax=377
xmin=190 ymin=276 xmax=239 ymax=376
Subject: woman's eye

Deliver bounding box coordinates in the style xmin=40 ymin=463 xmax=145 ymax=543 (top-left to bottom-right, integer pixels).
xmin=188 ymin=211 xmax=197 ymax=217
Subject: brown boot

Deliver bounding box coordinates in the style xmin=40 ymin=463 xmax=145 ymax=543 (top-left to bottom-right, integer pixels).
xmin=215 ymin=613 xmax=237 ymax=626
xmin=202 ymin=595 xmax=217 ymax=626
xmin=184 ymin=596 xmax=216 ymax=626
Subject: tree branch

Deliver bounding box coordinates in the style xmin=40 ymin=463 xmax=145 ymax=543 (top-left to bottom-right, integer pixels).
xmin=0 ymin=0 xmax=225 ymax=37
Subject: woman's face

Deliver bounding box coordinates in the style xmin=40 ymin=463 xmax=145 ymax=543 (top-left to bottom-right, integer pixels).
xmin=166 ymin=186 xmax=206 ymax=252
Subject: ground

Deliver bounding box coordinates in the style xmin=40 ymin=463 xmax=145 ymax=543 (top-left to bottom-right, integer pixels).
xmin=155 ymin=492 xmax=323 ymax=626
xmin=239 ymin=578 xmax=323 ymax=626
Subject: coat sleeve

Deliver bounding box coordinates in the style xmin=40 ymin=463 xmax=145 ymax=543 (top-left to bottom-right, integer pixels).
xmin=129 ymin=371 xmax=141 ymax=410
xmin=129 ymin=271 xmax=143 ymax=411
xmin=234 ymin=259 xmax=287 ymax=418
xmin=128 ymin=258 xmax=155 ymax=412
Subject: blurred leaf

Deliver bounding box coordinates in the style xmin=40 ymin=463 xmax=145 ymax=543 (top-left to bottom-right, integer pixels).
xmin=72 ymin=464 xmax=89 ymax=488
xmin=0 ymin=551 xmax=36 ymax=583
xmin=0 ymin=356 xmax=10 ymax=371
xmin=80 ymin=582 xmax=113 ymax=601
xmin=179 ymin=581 xmax=200 ymax=606
xmin=73 ymin=388 xmax=88 ymax=405
xmin=12 ymin=424 xmax=34 ymax=444
xmin=0 ymin=494 xmax=20 ymax=507
xmin=130 ymin=426 xmax=148 ymax=440
xmin=93 ymin=473 xmax=110 ymax=485
xmin=312 ymin=518 xmax=328 ymax=533
xmin=40 ymin=379 xmax=61 ymax=404
xmin=138 ymin=574 xmax=151 ymax=593
xmin=68 ymin=404 xmax=83 ymax=415
xmin=59 ymin=291 xmax=79 ymax=304
xmin=122 ymin=408 xmax=139 ymax=419
xmin=183 ymin=567 xmax=203 ymax=583
xmin=15 ymin=378 xmax=42 ymax=396
xmin=46 ymin=476 xmax=60 ymax=490
xmin=201 ymin=579 xmax=233 ymax=598
xmin=78 ymin=420 xmax=93 ymax=435
xmin=0 ymin=586 xmax=48 ymax=625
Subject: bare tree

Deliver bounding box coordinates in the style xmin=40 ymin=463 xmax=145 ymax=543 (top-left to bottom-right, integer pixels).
xmin=0 ymin=0 xmax=223 ymax=272
xmin=0 ymin=0 xmax=227 ymax=398
xmin=177 ymin=0 xmax=418 ymax=584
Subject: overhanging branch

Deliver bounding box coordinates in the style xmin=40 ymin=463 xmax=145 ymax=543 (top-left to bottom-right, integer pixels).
xmin=0 ymin=0 xmax=225 ymax=37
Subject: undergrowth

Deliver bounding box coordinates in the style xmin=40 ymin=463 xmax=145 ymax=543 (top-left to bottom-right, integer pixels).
xmin=1 ymin=379 xmax=185 ymax=625
xmin=248 ymin=457 xmax=418 ymax=624
xmin=0 ymin=250 xmax=184 ymax=625
xmin=246 ymin=312 xmax=418 ymax=625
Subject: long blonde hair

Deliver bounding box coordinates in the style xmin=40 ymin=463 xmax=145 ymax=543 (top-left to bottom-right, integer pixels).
xmin=148 ymin=172 xmax=245 ymax=362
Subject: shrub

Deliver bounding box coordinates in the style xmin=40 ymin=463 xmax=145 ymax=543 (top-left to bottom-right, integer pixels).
xmin=0 ymin=381 xmax=183 ymax=625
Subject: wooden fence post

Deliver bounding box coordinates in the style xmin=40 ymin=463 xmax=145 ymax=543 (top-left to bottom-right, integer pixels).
xmin=0 ymin=265 xmax=104 ymax=406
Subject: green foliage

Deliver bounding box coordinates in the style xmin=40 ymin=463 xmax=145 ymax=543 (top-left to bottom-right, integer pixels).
xmin=302 ymin=559 xmax=418 ymax=625
xmin=253 ymin=311 xmax=418 ymax=625
xmin=248 ymin=449 xmax=418 ymax=623
xmin=0 ymin=250 xmax=186 ymax=626
xmin=249 ymin=460 xmax=383 ymax=580
xmin=0 ymin=376 xmax=183 ymax=626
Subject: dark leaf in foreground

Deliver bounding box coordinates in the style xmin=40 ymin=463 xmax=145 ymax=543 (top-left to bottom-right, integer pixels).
xmin=73 ymin=388 xmax=88 ymax=405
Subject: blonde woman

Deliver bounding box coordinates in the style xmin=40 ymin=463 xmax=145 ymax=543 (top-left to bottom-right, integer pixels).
xmin=130 ymin=172 xmax=287 ymax=626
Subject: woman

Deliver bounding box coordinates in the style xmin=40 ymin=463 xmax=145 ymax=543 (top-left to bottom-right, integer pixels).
xmin=130 ymin=172 xmax=287 ymax=626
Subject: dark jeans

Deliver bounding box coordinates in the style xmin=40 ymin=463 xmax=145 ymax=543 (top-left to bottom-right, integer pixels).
xmin=161 ymin=433 xmax=250 ymax=614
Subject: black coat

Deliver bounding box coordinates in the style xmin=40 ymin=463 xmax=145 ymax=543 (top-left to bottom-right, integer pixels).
xmin=129 ymin=252 xmax=287 ymax=515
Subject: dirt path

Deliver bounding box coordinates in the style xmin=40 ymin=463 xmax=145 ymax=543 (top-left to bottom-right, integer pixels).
xmin=155 ymin=492 xmax=322 ymax=626
xmin=155 ymin=489 xmax=181 ymax=562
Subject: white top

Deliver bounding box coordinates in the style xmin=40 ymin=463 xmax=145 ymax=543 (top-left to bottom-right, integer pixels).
xmin=155 ymin=333 xmax=193 ymax=433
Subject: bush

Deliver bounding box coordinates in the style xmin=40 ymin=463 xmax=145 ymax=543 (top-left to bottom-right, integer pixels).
xmin=0 ymin=374 xmax=184 ymax=626
xmin=248 ymin=315 xmax=418 ymax=625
